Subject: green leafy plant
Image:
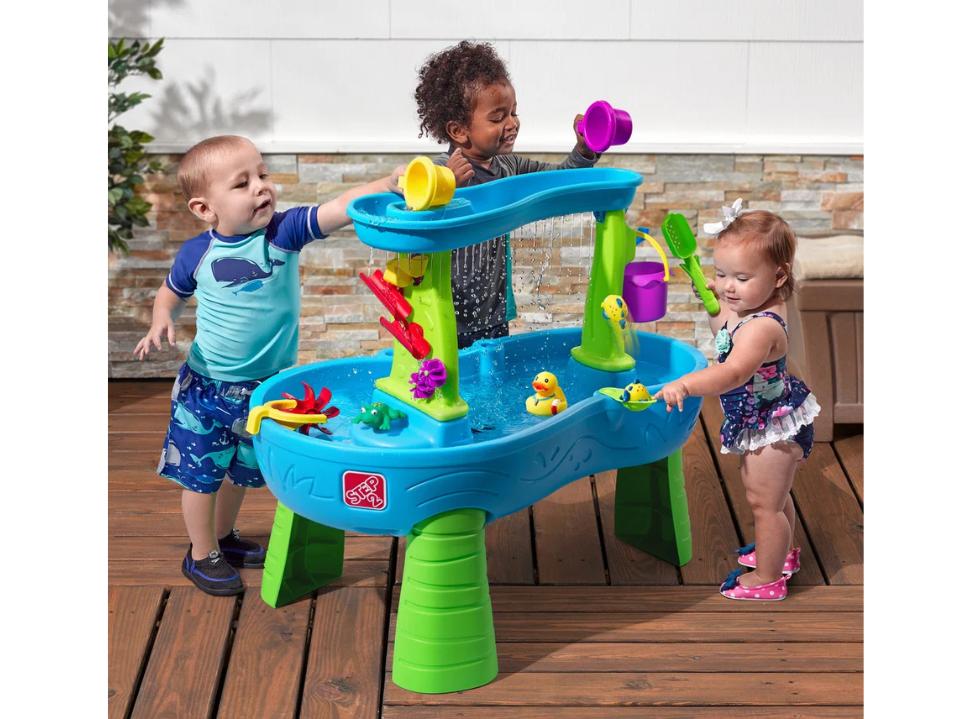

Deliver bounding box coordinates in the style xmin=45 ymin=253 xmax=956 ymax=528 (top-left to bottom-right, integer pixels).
xmin=109 ymin=38 xmax=165 ymax=253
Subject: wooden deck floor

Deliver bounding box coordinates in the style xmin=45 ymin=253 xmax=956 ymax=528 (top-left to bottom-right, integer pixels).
xmin=109 ymin=380 xmax=864 ymax=718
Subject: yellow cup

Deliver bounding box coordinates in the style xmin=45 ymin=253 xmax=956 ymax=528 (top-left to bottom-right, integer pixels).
xmin=399 ymin=156 xmax=456 ymax=210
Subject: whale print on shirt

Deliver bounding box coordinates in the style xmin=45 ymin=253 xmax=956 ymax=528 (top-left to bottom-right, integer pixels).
xmin=211 ymin=257 xmax=286 ymax=290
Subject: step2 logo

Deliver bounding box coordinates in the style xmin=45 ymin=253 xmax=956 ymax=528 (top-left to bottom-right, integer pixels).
xmin=342 ymin=470 xmax=387 ymax=510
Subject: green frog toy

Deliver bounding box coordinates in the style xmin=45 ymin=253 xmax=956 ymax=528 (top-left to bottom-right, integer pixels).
xmin=352 ymin=402 xmax=407 ymax=432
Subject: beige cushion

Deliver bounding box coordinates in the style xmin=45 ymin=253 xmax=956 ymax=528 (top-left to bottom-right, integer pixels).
xmin=793 ymin=235 xmax=863 ymax=280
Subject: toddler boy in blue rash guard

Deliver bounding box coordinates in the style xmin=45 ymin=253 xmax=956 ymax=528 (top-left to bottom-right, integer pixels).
xmin=135 ymin=135 xmax=402 ymax=596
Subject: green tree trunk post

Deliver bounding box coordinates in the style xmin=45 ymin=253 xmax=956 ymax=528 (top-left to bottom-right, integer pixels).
xmin=571 ymin=209 xmax=637 ymax=372
xmin=614 ymin=449 xmax=692 ymax=566
xmin=375 ymin=250 xmax=468 ymax=421
xmin=260 ymin=501 xmax=345 ymax=608
xmin=392 ymin=508 xmax=498 ymax=693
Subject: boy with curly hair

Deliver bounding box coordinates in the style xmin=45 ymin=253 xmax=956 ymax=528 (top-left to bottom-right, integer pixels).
xmin=414 ymin=40 xmax=600 ymax=348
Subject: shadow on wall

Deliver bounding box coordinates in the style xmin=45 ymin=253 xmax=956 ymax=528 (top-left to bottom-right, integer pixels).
xmin=109 ymin=1 xmax=272 ymax=143
xmin=109 ymin=0 xmax=185 ymax=37
xmin=150 ymin=67 xmax=272 ymax=143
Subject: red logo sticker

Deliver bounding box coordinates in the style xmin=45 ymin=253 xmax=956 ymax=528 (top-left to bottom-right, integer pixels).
xmin=342 ymin=471 xmax=387 ymax=510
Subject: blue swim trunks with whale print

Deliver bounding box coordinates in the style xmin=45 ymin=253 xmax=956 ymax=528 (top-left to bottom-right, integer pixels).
xmin=158 ymin=364 xmax=267 ymax=493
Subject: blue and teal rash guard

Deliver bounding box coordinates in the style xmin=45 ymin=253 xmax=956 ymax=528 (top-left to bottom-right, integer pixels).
xmin=165 ymin=206 xmax=325 ymax=382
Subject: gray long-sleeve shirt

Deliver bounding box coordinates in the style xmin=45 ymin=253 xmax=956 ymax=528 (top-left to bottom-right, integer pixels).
xmin=433 ymin=147 xmax=598 ymax=337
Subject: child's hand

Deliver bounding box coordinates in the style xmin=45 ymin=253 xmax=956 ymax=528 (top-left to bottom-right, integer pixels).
xmin=692 ymin=279 xmax=717 ymax=302
xmin=386 ymin=165 xmax=405 ymax=195
xmin=573 ymin=114 xmax=597 ymax=159
xmin=134 ymin=318 xmax=176 ymax=360
xmin=447 ymin=148 xmax=475 ymax=187
xmin=654 ymin=380 xmax=689 ymax=412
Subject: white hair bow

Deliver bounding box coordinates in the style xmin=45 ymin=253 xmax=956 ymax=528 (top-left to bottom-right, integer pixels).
xmin=703 ymin=197 xmax=744 ymax=236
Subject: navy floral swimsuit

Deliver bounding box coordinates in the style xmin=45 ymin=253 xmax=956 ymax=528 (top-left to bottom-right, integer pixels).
xmin=716 ymin=311 xmax=819 ymax=459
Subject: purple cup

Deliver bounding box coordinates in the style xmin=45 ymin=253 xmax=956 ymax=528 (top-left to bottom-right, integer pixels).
xmin=622 ymin=261 xmax=667 ymax=322
xmin=578 ymin=100 xmax=633 ymax=153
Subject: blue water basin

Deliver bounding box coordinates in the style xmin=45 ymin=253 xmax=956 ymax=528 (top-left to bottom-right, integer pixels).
xmin=250 ymin=328 xmax=706 ymax=536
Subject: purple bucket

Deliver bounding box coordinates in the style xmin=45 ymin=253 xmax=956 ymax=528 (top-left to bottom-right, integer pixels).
xmin=623 ymin=261 xmax=667 ymax=322
xmin=578 ymin=100 xmax=633 ymax=153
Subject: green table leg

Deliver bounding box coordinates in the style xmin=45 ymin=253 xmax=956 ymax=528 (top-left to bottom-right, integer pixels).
xmin=392 ymin=508 xmax=498 ymax=694
xmin=260 ymin=501 xmax=345 ymax=608
xmin=614 ymin=449 xmax=692 ymax=566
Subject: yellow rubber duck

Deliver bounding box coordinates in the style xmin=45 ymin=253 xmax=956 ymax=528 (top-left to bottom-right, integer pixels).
xmin=621 ymin=381 xmax=653 ymax=403
xmin=526 ymin=371 xmax=568 ymax=416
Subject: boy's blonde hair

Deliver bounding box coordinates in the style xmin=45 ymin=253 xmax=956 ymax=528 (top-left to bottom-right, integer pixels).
xmin=176 ymin=135 xmax=253 ymax=199
xmin=718 ymin=210 xmax=798 ymax=301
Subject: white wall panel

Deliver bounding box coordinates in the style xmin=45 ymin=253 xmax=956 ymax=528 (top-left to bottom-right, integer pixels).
xmin=270 ymin=39 xmax=512 ymax=150
xmin=146 ymin=0 xmax=390 ymax=39
xmin=271 ymin=40 xmax=436 ymax=147
xmin=508 ymin=41 xmax=748 ymax=150
xmin=630 ymin=0 xmax=862 ymax=41
xmin=746 ymin=42 xmax=863 ymax=142
xmin=109 ymin=1 xmax=862 ymax=153
xmin=118 ymin=39 xmax=275 ymax=147
xmin=390 ymin=1 xmax=631 ymax=39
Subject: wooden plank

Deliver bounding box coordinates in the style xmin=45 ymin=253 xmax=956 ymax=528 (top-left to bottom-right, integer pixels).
xmin=679 ymin=419 xmax=740 ymax=584
xmin=299 ymin=587 xmax=387 ymax=719
xmin=855 ymin=312 xmax=863 ymax=402
xmin=390 ymin=584 xmax=863 ymax=615
xmin=791 ymin=442 xmax=864 ymax=584
xmin=130 ymin=587 xmax=236 ymax=719
xmin=485 ymin=585 xmax=862 ymax=613
xmin=109 ymin=397 xmax=176 ymax=415
xmin=531 ymin=475 xmax=607 ymax=585
xmin=110 ymin=451 xmax=162 ymax=472
xmin=110 ymin=389 xmax=172 ymax=415
xmin=109 ymin=469 xmax=171 ymax=492
xmin=110 ymin=414 xmax=170 ymax=432
xmin=833 ymin=434 xmax=864 ymax=505
xmin=110 ymin=535 xmax=392 ymax=562
xmin=389 ymin=612 xmax=861 ymax=643
xmin=383 ymin=707 xmax=864 ymax=718
xmin=594 ymin=470 xmax=680 ymax=585
xmin=110 ymin=509 xmax=276 ymax=537
xmin=384 ymin=671 xmax=863 ymax=706
xmin=110 ymin=559 xmax=389 ymax=589
xmin=386 ymin=641 xmax=862 ymax=673
xmin=700 ymin=397 xmax=826 ymax=586
xmin=112 ymin=432 xmax=169 ymax=452
xmin=485 ymin=508 xmax=535 ymax=585
xmin=110 ymin=488 xmax=279 ymax=513
xmin=109 ymin=586 xmax=165 ymax=719
xmin=110 ymin=380 xmax=171 ymax=399
xmin=217 ymin=593 xmax=312 ymax=719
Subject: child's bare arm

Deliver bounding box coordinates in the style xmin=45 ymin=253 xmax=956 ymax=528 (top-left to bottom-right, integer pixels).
xmin=654 ymin=320 xmax=779 ymax=411
xmin=134 ymin=284 xmax=186 ymax=360
xmin=314 ymin=166 xmax=404 ymax=235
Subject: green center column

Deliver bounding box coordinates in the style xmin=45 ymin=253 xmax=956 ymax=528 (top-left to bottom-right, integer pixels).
xmin=392 ymin=508 xmax=498 ymax=693
xmin=375 ymin=250 xmax=468 ymax=421
xmin=571 ymin=209 xmax=637 ymax=372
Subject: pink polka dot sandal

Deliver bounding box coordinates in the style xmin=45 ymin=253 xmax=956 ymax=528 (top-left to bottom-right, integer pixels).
xmin=736 ymin=543 xmax=801 ymax=576
xmin=719 ymin=568 xmax=788 ymax=601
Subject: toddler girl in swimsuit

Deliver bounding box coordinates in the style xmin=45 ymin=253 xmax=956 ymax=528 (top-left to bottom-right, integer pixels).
xmin=654 ymin=200 xmax=820 ymax=601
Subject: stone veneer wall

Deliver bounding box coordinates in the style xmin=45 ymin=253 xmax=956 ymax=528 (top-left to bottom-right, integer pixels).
xmin=108 ymin=153 xmax=863 ymax=378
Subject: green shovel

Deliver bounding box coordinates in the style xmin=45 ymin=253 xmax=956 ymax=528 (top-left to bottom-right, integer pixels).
xmin=661 ymin=213 xmax=720 ymax=316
